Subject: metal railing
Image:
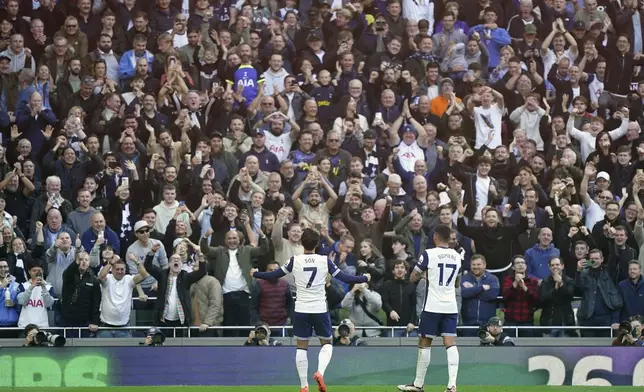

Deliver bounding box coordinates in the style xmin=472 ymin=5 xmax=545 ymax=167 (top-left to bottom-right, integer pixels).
xmin=0 ymin=325 xmax=615 ymax=338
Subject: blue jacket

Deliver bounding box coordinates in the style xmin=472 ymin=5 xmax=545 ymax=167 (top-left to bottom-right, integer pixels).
xmin=525 ymin=243 xmax=560 ymax=281
xmin=461 ymin=271 xmax=500 ymax=326
xmin=0 ymin=281 xmax=20 ymax=326
xmin=469 ymin=26 xmax=511 ymax=68
xmin=618 ymin=276 xmax=644 ymax=321
xmin=81 ymin=227 xmax=121 ymax=255
xmin=118 ymin=50 xmax=155 ymax=83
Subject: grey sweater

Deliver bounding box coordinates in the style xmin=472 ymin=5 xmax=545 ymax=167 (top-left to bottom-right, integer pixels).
xmin=67 ymin=207 xmax=97 ymax=237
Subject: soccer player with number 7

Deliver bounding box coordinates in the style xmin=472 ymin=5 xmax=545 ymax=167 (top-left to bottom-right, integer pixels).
xmin=250 ymin=228 xmax=370 ymax=392
xmin=398 ymin=224 xmax=462 ymax=392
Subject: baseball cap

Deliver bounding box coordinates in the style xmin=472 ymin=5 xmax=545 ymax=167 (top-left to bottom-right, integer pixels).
xmin=401 ymin=124 xmax=417 ymax=134
xmin=363 ymin=129 xmax=377 ymax=139
xmin=102 ymin=151 xmax=117 ymax=159
xmin=574 ymin=20 xmax=586 ymax=30
xmin=523 ymin=24 xmax=537 ymax=35
xmin=487 ymin=317 xmax=503 ymax=327
xmin=307 ymin=8 xmax=320 ymax=18
xmin=440 ymin=77 xmax=455 ymax=87
xmin=253 ymin=129 xmax=265 ymax=137
xmin=134 ymin=220 xmax=150 ymax=232
xmin=596 ymin=171 xmax=610 ymax=182
xmin=306 ymin=33 xmax=321 ymax=42
xmin=81 ymin=76 xmax=96 ymax=85
xmin=0 ymin=55 xmax=10 ymax=62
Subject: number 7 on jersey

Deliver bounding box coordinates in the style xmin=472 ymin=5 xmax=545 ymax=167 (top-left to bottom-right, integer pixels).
xmin=438 ymin=263 xmax=457 ymax=286
xmin=303 ymin=267 xmax=317 ymax=288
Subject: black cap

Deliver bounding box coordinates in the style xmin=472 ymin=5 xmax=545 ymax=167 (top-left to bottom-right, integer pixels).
xmin=102 ymin=151 xmax=117 ymax=159
xmin=307 ymin=33 xmax=321 ymax=42
xmin=363 ymin=129 xmax=377 ymax=139
xmin=574 ymin=20 xmax=586 ymax=30
xmin=308 ymin=8 xmax=320 ymax=17
xmin=0 ymin=55 xmax=10 ymax=62
xmin=393 ymin=199 xmax=405 ymax=206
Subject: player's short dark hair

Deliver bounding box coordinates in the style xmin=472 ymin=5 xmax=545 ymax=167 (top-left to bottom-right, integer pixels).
xmin=301 ymin=228 xmax=320 ymax=251
xmin=433 ymin=224 xmax=451 ymax=243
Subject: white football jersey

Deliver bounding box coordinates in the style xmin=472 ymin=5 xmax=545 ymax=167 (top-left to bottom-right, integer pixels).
xmin=283 ymin=253 xmax=340 ymax=314
xmin=415 ymin=247 xmax=462 ymax=314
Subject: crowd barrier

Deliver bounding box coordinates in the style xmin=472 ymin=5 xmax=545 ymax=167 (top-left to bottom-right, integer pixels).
xmin=0 ymin=325 xmax=617 ymax=338
xmin=0 ymin=346 xmax=642 ymax=387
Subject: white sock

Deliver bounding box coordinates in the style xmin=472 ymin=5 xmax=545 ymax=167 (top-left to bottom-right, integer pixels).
xmin=317 ymin=344 xmax=333 ymax=376
xmin=296 ymin=349 xmax=308 ymax=388
xmin=446 ymin=345 xmax=459 ymax=388
xmin=413 ymin=347 xmax=431 ymax=388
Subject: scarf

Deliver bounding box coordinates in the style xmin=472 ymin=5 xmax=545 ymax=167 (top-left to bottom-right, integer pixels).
xmin=163 ymin=274 xmax=185 ymax=324
xmin=120 ymin=202 xmax=132 ymax=239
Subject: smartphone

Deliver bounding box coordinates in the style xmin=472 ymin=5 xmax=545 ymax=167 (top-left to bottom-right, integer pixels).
xmin=98 ymin=231 xmax=104 ymax=239
xmin=169 ymin=58 xmax=176 ymax=67
xmin=122 ymin=177 xmax=129 ymax=188
xmin=178 ymin=201 xmax=185 ymax=207
xmin=585 ymin=259 xmax=595 ymax=267
xmin=314 ymin=223 xmax=322 ymax=232
xmin=109 ymin=161 xmax=119 ymax=169
xmin=195 ymin=150 xmax=203 ymax=160
xmin=374 ymin=112 xmax=383 ymax=124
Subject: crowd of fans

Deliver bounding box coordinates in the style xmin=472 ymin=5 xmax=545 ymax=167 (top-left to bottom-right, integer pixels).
xmin=0 ymin=0 xmax=642 ymax=343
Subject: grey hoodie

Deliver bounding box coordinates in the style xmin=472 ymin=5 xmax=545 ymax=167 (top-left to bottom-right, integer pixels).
xmin=67 ymin=207 xmax=97 ymax=237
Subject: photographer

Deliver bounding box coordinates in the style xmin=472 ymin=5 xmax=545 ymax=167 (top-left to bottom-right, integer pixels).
xmin=22 ymin=323 xmax=66 ymax=347
xmin=333 ymin=319 xmax=366 ymax=346
xmin=612 ymin=316 xmax=644 ymax=347
xmin=143 ymin=327 xmax=166 ymax=346
xmin=479 ymin=317 xmax=515 ymax=346
xmin=244 ymin=324 xmax=282 ymax=346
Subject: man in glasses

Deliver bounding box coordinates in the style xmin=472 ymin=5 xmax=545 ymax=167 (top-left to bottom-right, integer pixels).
xmin=54 ymin=16 xmax=88 ymax=59
xmin=126 ymin=220 xmax=168 ymax=297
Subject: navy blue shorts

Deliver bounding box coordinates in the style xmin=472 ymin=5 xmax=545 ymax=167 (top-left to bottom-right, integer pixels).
xmin=418 ymin=311 xmax=458 ymax=338
xmin=292 ymin=311 xmax=333 ymax=340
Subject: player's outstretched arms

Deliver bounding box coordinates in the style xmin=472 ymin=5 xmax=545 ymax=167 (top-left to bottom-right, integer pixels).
xmin=251 ymin=267 xmax=287 ymax=280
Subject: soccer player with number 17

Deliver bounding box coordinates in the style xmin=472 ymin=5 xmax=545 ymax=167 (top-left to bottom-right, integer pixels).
xmin=251 ymin=228 xmax=370 ymax=392
xmin=398 ymin=224 xmax=462 ymax=392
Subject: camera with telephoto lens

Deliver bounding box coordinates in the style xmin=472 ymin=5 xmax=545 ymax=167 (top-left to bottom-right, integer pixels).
xmin=145 ymin=327 xmax=166 ymax=346
xmin=255 ymin=325 xmax=269 ymax=339
xmin=34 ymin=331 xmax=66 ymax=347
xmin=477 ymin=325 xmax=488 ymax=340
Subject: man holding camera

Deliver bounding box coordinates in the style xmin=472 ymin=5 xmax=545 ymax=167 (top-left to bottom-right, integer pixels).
xmin=576 ymin=249 xmax=623 ymax=337
xmin=479 ymin=317 xmax=515 ymax=346
xmin=17 ymin=262 xmax=55 ymax=328
xmin=333 ymin=319 xmax=366 ymax=346
xmin=612 ymin=316 xmax=644 ymax=347
xmin=244 ymin=324 xmax=282 ymax=346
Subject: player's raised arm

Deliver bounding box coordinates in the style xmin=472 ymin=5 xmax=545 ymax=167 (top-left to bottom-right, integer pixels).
xmin=251 ymin=256 xmax=293 ymax=280
xmin=327 ymin=253 xmax=370 ymax=284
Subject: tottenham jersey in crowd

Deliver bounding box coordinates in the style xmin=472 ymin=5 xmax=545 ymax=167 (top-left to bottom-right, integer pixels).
xmin=225 ymin=63 xmax=264 ymax=103
xmin=282 ymin=254 xmax=340 ymax=314
xmin=415 ymin=247 xmax=462 ymax=314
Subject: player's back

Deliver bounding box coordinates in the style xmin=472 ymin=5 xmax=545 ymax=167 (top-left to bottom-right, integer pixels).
xmin=290 ymin=253 xmax=329 ymax=314
xmin=422 ymin=247 xmax=461 ymax=314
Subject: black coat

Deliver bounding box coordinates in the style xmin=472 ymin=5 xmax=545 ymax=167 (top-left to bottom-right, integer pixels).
xmin=145 ymin=256 xmax=207 ymax=326
xmin=60 ymin=261 xmax=101 ymax=325
xmin=381 ymin=278 xmax=417 ymax=326
xmin=540 ymin=274 xmax=576 ymax=327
